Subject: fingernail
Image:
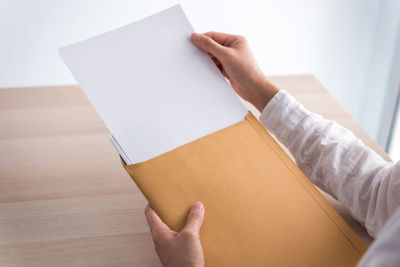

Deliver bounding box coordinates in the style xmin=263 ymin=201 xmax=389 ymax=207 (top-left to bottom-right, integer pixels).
xmin=193 ymin=201 xmax=203 ymax=210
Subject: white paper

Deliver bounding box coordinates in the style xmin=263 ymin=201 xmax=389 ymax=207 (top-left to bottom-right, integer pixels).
xmin=59 ymin=4 xmax=247 ymax=164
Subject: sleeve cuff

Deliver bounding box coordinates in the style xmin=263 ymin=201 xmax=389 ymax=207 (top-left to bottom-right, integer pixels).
xmin=259 ymin=90 xmax=311 ymax=146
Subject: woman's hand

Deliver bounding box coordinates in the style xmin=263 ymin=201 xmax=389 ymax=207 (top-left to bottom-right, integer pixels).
xmin=191 ymin=32 xmax=279 ymax=112
xmin=145 ymin=202 xmax=205 ymax=267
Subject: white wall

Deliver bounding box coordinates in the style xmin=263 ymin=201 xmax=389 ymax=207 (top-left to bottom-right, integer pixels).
xmin=1 ymin=0 xmax=399 ymax=144
xmin=361 ymin=1 xmax=400 ymax=145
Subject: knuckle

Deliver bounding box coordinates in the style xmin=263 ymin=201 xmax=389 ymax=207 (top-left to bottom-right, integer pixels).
xmin=202 ymin=36 xmax=214 ymax=46
xmin=236 ymin=35 xmax=247 ymax=42
xmin=181 ymin=229 xmax=198 ymax=241
xmin=224 ymin=48 xmax=235 ymax=57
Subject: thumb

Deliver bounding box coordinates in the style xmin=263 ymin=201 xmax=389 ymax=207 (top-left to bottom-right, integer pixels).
xmin=183 ymin=201 xmax=205 ymax=234
xmin=191 ymin=33 xmax=227 ymax=59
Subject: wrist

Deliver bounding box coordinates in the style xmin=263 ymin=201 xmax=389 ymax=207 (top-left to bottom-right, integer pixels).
xmin=251 ymin=76 xmax=280 ymax=112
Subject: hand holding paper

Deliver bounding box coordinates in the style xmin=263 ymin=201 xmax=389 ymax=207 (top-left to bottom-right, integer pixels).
xmin=190 ymin=32 xmax=280 ymax=112
xmin=59 ymin=5 xmax=366 ymax=267
xmin=59 ymin=5 xmax=247 ymax=164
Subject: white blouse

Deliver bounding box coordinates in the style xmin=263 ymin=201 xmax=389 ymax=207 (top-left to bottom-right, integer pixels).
xmin=260 ymin=90 xmax=400 ymax=267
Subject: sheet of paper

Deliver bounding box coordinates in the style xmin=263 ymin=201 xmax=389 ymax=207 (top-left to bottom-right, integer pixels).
xmin=59 ymin=4 xmax=247 ymax=164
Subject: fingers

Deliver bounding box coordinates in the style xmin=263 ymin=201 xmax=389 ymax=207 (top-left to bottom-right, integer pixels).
xmin=145 ymin=204 xmax=171 ymax=240
xmin=203 ymin=31 xmax=238 ymax=46
xmin=145 ymin=202 xmax=205 ymax=241
xmin=183 ymin=201 xmax=205 ymax=234
xmin=191 ymin=33 xmax=228 ymax=59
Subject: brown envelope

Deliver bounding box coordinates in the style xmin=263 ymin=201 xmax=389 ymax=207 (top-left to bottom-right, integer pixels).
xmin=122 ymin=112 xmax=366 ymax=266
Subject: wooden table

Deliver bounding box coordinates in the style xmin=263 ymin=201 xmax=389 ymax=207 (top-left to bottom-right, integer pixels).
xmin=0 ymin=75 xmax=389 ymax=266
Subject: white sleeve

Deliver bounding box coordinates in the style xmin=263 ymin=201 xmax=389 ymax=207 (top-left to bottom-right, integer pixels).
xmin=259 ymin=90 xmax=400 ymax=237
xmin=357 ymin=208 xmax=400 ymax=267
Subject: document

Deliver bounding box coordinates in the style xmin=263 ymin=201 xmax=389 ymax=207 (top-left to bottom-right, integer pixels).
xmin=59 ymin=5 xmax=247 ymax=164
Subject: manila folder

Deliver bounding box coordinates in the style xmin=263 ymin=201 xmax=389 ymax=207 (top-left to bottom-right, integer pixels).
xmin=122 ymin=113 xmax=366 ymax=267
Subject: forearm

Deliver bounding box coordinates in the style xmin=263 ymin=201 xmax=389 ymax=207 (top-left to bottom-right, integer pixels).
xmin=190 ymin=29 xmax=399 ymax=237
xmin=247 ymin=75 xmax=280 ymax=112
xmin=259 ymin=90 xmax=399 ymax=237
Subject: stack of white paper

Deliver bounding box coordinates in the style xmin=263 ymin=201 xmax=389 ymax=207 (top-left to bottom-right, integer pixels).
xmin=59 ymin=5 xmax=247 ymax=164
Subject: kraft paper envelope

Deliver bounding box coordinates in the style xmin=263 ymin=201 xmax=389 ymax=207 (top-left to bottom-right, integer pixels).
xmin=122 ymin=113 xmax=366 ymax=267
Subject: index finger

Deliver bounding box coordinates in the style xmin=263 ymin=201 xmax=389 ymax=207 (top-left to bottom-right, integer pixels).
xmin=144 ymin=204 xmax=170 ymax=239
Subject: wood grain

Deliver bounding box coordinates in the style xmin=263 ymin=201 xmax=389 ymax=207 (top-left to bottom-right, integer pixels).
xmin=0 ymin=75 xmax=385 ymax=266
